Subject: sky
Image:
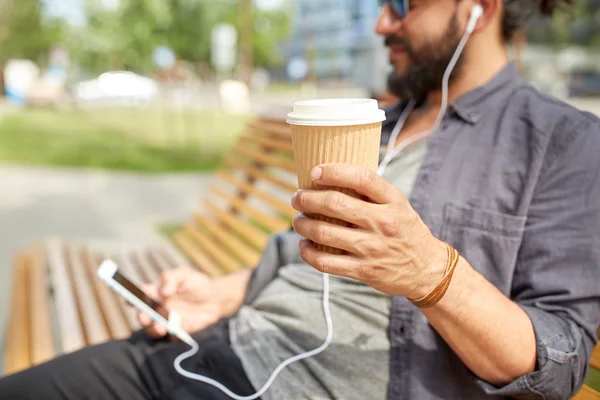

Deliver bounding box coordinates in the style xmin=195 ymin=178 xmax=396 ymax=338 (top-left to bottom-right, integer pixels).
xmin=44 ymin=0 xmax=285 ymax=25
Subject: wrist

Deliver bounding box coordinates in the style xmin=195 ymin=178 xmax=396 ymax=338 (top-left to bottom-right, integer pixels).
xmin=214 ymin=269 xmax=252 ymax=317
xmin=409 ymin=238 xmax=449 ymax=300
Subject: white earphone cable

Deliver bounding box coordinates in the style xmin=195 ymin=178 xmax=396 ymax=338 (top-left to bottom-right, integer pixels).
xmin=171 ymin=10 xmax=478 ymax=399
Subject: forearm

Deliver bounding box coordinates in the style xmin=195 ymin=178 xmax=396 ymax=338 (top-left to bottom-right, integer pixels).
xmin=213 ymin=269 xmax=253 ymax=317
xmin=421 ymin=257 xmax=537 ymax=386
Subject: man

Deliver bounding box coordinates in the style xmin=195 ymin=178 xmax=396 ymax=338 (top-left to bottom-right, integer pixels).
xmin=2 ymin=0 xmax=599 ymax=399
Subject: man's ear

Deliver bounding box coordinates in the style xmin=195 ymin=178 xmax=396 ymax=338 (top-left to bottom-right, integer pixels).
xmin=468 ymin=0 xmax=502 ymax=34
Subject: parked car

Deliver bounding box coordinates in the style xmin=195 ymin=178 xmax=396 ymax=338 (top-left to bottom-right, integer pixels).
xmin=567 ymin=70 xmax=600 ymax=98
xmin=72 ymin=71 xmax=159 ymax=108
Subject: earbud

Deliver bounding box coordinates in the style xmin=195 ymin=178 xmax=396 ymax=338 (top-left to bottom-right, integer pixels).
xmin=466 ymin=4 xmax=484 ymax=35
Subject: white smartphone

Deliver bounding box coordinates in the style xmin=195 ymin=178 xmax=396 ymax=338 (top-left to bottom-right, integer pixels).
xmin=97 ymin=260 xmax=191 ymax=344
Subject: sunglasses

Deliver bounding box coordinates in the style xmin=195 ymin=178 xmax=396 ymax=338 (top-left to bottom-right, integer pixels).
xmin=378 ymin=0 xmax=410 ymax=19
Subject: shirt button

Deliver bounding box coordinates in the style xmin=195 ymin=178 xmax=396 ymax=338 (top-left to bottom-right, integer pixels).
xmin=420 ymin=175 xmax=429 ymax=185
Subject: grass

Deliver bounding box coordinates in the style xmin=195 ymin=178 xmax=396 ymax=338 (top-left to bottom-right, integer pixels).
xmin=158 ymin=222 xmax=182 ymax=240
xmin=0 ymin=108 xmax=250 ymax=173
xmin=586 ymin=367 xmax=600 ymax=391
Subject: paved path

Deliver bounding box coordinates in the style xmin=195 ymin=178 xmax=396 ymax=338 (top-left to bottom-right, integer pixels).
xmin=0 ymin=165 xmax=212 ymax=372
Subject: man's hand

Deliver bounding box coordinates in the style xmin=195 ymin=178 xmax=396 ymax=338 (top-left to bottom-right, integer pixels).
xmin=291 ymin=163 xmax=447 ymax=298
xmin=139 ymin=268 xmax=222 ymax=338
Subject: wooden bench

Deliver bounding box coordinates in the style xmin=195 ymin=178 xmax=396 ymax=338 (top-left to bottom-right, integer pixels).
xmin=4 ymin=114 xmax=600 ymax=399
xmin=5 ymin=116 xmax=297 ymax=375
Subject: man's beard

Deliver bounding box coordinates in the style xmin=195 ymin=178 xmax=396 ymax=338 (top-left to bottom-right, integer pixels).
xmin=386 ymin=13 xmax=464 ymax=103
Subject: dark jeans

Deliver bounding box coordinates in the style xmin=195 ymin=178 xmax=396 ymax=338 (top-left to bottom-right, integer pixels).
xmin=0 ymin=321 xmax=257 ymax=400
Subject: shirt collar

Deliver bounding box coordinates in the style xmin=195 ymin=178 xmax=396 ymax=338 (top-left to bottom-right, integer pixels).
xmin=383 ymin=61 xmax=523 ymax=128
xmin=450 ymin=61 xmax=522 ymax=124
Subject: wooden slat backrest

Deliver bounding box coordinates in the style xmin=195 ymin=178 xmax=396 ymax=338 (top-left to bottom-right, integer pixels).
xmin=106 ymin=250 xmax=142 ymax=330
xmin=574 ymin=385 xmax=600 ymax=400
xmin=65 ymin=244 xmax=111 ymax=346
xmin=591 ymin=344 xmax=600 ymax=370
xmin=173 ymin=231 xmax=222 ymax=276
xmin=83 ymin=248 xmax=131 ymax=340
xmin=5 ymin=253 xmax=31 ymax=375
xmin=172 ymin=117 xmax=297 ymax=276
xmin=203 ymin=200 xmax=269 ymax=250
xmin=29 ymin=245 xmax=56 ymax=365
xmin=194 ymin=213 xmax=261 ymax=267
xmin=182 ymin=223 xmax=242 ymax=272
xmin=46 ymin=240 xmax=86 ymax=354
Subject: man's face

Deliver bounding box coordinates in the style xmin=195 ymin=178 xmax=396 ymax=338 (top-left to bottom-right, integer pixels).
xmin=376 ymin=0 xmax=465 ymax=102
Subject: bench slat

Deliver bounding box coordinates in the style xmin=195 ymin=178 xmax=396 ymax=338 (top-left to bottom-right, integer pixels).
xmin=233 ymin=146 xmax=296 ymax=173
xmin=573 ymin=385 xmax=600 ymax=400
xmin=173 ymin=231 xmax=223 ymax=276
xmin=247 ymin=119 xmax=291 ymax=139
xmin=216 ymin=171 xmax=296 ymax=220
xmin=83 ymin=249 xmax=131 ymax=340
xmin=160 ymin=243 xmax=190 ymax=269
xmin=591 ymin=344 xmax=600 ymax=371
xmin=149 ymin=248 xmax=175 ymax=273
xmin=239 ymin=134 xmax=294 ymax=154
xmin=211 ymin=186 xmax=290 ymax=233
xmin=5 ymin=253 xmax=31 ymax=375
xmin=112 ymin=250 xmax=144 ymax=330
xmin=204 ymin=200 xmax=269 ymax=250
xmin=224 ymin=158 xmax=297 ymax=193
xmin=46 ymin=240 xmax=86 ymax=354
xmin=66 ymin=244 xmax=111 ymax=346
xmin=29 ymin=245 xmax=56 ymax=366
xmin=132 ymin=250 xmax=161 ymax=284
xmin=183 ymin=224 xmax=242 ymax=272
xmin=194 ymin=213 xmax=261 ymax=268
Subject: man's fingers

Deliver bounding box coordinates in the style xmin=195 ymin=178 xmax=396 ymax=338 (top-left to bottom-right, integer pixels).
xmin=292 ymin=189 xmax=373 ymax=229
xmin=311 ymin=164 xmax=400 ymax=205
xmin=158 ymin=268 xmax=194 ymax=297
xmin=138 ymin=312 xmax=167 ymax=339
xmin=292 ymin=214 xmax=370 ymax=254
xmin=299 ymin=239 xmax=362 ymax=280
xmin=140 ymin=283 xmax=160 ymax=300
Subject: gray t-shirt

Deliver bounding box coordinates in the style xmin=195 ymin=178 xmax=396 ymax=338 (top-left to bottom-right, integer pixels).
xmin=230 ymin=138 xmax=428 ymax=400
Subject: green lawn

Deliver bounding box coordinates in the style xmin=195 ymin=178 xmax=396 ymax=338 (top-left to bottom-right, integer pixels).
xmin=586 ymin=367 xmax=600 ymax=391
xmin=0 ymin=108 xmax=250 ymax=173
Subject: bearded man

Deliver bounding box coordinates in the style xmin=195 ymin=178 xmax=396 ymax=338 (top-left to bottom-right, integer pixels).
xmin=2 ymin=1 xmax=599 ymax=399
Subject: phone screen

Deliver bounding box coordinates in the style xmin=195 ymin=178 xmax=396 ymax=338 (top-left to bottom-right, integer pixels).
xmin=113 ymin=271 xmax=169 ymax=319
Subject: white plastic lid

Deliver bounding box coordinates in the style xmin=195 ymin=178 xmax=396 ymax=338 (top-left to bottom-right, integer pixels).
xmin=286 ymin=98 xmax=386 ymax=127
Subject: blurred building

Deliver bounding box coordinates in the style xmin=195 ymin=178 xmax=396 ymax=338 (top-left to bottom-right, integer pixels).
xmin=283 ymin=0 xmax=389 ymax=94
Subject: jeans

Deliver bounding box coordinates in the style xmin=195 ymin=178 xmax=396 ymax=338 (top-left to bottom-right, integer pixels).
xmin=0 ymin=320 xmax=257 ymax=400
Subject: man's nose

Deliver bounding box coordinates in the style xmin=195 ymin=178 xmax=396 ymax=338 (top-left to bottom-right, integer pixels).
xmin=375 ymin=4 xmax=403 ymax=36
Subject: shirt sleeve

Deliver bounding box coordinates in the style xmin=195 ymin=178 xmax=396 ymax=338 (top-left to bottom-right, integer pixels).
xmin=473 ymin=118 xmax=600 ymax=399
xmin=243 ymin=229 xmax=303 ymax=305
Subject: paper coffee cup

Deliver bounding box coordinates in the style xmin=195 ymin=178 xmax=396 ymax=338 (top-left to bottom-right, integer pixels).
xmin=287 ymin=99 xmax=386 ymax=254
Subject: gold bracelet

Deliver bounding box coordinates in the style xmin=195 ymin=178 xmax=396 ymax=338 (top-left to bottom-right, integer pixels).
xmin=408 ymin=244 xmax=460 ymax=309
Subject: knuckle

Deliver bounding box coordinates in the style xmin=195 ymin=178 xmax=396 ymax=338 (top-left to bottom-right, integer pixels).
xmin=357 ymin=168 xmax=377 ymax=190
xmin=378 ymin=215 xmax=401 ymax=237
xmin=314 ymin=223 xmax=332 ymax=243
xmin=296 ymin=190 xmax=309 ymax=209
xmin=324 ymin=191 xmax=345 ymax=211
xmin=357 ymin=263 xmax=376 ymax=281
xmin=315 ymin=255 xmax=332 ymax=273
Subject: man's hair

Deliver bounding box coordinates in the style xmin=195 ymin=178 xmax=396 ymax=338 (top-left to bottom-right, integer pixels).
xmin=502 ymin=0 xmax=573 ymax=40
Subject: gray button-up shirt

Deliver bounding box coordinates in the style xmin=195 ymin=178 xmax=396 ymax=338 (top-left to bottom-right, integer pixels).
xmin=244 ymin=62 xmax=600 ymax=399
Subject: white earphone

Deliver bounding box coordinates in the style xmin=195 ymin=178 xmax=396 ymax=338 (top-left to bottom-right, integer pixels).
xmin=467 ymin=4 xmax=484 ymax=35
xmin=378 ymin=2 xmax=486 ymax=176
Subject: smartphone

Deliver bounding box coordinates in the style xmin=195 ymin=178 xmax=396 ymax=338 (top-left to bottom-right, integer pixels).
xmin=97 ymin=259 xmax=172 ymax=332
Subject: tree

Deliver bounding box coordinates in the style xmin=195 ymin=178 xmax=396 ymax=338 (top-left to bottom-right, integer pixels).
xmin=528 ymin=0 xmax=600 ymax=49
xmin=0 ymin=0 xmax=63 ymax=63
xmin=64 ymin=0 xmax=291 ymax=76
